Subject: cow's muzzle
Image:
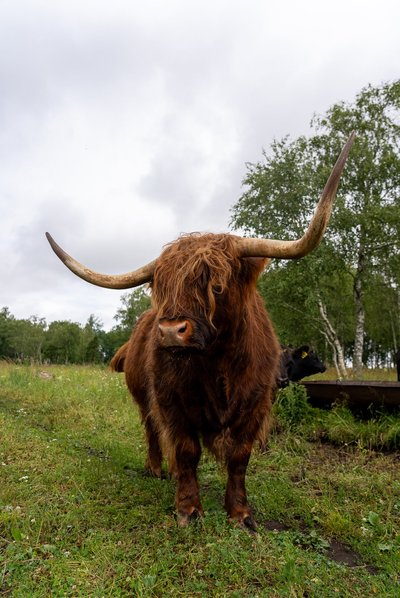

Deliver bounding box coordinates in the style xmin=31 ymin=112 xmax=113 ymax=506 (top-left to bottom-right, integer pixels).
xmin=158 ymin=319 xmax=194 ymax=348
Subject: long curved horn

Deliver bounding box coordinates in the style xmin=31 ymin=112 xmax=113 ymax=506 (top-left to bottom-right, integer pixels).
xmin=45 ymin=232 xmax=157 ymax=289
xmin=46 ymin=134 xmax=354 ymax=287
xmin=237 ymin=131 xmax=355 ymax=259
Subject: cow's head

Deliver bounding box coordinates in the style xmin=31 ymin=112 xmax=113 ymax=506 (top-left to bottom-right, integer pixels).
xmin=150 ymin=233 xmax=268 ymax=349
xmin=46 ymin=133 xmax=355 ymax=352
xmin=289 ymin=345 xmax=327 ymax=381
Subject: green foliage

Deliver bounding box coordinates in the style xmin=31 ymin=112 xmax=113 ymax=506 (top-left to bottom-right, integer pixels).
xmin=99 ymin=326 xmax=129 ymax=362
xmin=273 ymin=382 xmax=314 ymax=429
xmin=231 ymin=80 xmax=400 ymax=371
xmin=0 ymin=311 xmax=102 ymax=365
xmin=0 ymin=309 xmax=46 ymax=362
xmin=363 ymin=273 xmax=400 ymax=364
xmin=272 ymin=381 xmax=400 ymax=452
xmin=114 ymin=287 xmax=151 ymax=332
xmin=42 ymin=320 xmax=82 ymax=364
xmin=259 ymin=260 xmax=355 ymax=359
xmin=79 ymin=315 xmax=104 ymax=363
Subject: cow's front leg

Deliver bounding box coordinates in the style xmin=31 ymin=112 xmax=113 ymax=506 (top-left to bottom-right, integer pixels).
xmin=224 ymin=441 xmax=256 ymax=530
xmin=174 ymin=436 xmax=203 ymax=526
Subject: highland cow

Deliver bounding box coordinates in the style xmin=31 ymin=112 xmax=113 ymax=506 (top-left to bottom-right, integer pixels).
xmin=46 ymin=133 xmax=354 ymax=529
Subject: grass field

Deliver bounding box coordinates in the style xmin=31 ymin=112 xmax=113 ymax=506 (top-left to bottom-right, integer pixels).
xmin=0 ymin=363 xmax=399 ymax=597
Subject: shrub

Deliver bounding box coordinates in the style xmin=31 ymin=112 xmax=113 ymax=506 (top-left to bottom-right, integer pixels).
xmin=273 ymin=383 xmax=313 ymax=430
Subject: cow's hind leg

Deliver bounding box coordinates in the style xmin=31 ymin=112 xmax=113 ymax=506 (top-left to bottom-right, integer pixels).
xmin=143 ymin=417 xmax=163 ymax=478
xmin=174 ymin=436 xmax=203 ymax=526
xmin=224 ymin=441 xmax=256 ymax=531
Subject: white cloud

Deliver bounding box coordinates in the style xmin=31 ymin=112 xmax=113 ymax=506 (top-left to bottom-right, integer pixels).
xmin=1 ymin=0 xmax=399 ymax=329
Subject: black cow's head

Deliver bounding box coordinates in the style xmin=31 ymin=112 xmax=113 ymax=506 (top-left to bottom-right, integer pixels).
xmin=288 ymin=345 xmax=326 ymax=382
xmin=278 ymin=345 xmax=326 ymax=387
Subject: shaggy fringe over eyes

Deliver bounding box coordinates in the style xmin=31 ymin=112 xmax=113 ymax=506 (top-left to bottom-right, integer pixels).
xmin=151 ymin=233 xmax=242 ymax=326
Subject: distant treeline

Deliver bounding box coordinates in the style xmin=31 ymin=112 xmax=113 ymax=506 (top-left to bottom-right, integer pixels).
xmin=0 ymin=288 xmax=151 ymax=365
xmin=1 ymin=276 xmax=398 ymax=371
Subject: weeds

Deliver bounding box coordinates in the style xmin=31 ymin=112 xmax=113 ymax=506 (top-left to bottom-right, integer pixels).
xmin=273 ymin=382 xmax=313 ymax=430
xmin=272 ymin=382 xmax=400 ymax=451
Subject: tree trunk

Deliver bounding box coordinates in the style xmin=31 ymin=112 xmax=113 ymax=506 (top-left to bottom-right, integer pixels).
xmin=353 ymin=247 xmax=366 ymax=378
xmin=321 ymin=331 xmax=341 ymax=379
xmin=37 ymin=341 xmax=43 ymax=365
xmin=318 ymin=300 xmax=348 ymax=379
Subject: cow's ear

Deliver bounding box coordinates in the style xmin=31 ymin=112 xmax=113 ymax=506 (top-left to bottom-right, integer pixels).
xmin=300 ymin=345 xmax=310 ymax=359
xmin=300 ymin=345 xmax=309 ymax=356
xmin=242 ymin=257 xmax=268 ymax=283
xmin=249 ymin=257 xmax=270 ymax=274
xmin=293 ymin=345 xmax=309 ymax=359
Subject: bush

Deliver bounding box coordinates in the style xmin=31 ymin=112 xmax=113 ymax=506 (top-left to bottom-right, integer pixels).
xmin=273 ymin=383 xmax=313 ymax=430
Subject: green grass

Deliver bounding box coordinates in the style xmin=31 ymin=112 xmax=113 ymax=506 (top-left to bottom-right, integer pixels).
xmin=0 ymin=363 xmax=399 ymax=596
xmin=312 ymin=366 xmax=398 ymax=382
xmin=274 ymin=382 xmax=400 ymax=451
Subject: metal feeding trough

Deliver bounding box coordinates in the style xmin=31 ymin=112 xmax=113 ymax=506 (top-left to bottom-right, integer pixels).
xmin=301 ymin=380 xmax=400 ymax=409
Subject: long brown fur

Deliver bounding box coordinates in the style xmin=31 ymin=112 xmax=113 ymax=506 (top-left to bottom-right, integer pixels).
xmin=152 ymin=233 xmax=243 ymax=325
xmin=112 ymin=233 xmax=280 ymax=528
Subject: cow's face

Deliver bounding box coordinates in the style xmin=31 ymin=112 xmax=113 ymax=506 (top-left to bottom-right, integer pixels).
xmin=290 ymin=345 xmax=326 ymax=380
xmin=293 ymin=346 xmax=326 ymax=373
xmin=278 ymin=345 xmax=326 ymax=386
xmin=150 ymin=234 xmax=265 ymax=351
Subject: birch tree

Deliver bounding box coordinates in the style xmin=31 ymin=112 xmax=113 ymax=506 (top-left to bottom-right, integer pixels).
xmin=231 ymin=80 xmax=400 ymax=376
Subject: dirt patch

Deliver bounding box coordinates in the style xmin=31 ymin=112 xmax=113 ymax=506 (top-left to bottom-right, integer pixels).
xmin=325 ymin=540 xmax=379 ymax=574
xmin=73 ymin=443 xmax=111 ymax=461
xmin=264 ymin=520 xmax=291 ymax=532
xmin=325 ymin=539 xmax=360 ymax=567
xmin=263 ymin=519 xmax=380 ymax=573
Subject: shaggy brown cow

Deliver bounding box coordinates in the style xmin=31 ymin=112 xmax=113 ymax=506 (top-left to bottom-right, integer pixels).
xmin=46 ymin=133 xmax=354 ymax=529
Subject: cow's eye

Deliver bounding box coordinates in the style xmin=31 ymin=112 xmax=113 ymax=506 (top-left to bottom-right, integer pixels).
xmin=213 ymin=285 xmax=223 ymax=295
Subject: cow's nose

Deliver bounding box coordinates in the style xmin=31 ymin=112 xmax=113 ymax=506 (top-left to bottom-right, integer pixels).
xmin=158 ymin=320 xmax=193 ymax=347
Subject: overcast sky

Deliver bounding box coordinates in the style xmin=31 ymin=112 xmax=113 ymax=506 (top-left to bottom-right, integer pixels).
xmin=1 ymin=0 xmax=399 ymax=330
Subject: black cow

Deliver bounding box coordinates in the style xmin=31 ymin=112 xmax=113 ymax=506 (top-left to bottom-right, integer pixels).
xmin=258 ymin=344 xmax=326 ymax=452
xmin=277 ymin=345 xmax=326 ymax=388
xmin=395 ymin=349 xmax=400 ymax=382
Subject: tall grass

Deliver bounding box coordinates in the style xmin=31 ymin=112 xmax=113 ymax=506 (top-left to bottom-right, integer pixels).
xmin=274 ymin=382 xmax=400 ymax=451
xmin=0 ymin=363 xmax=399 ymax=596
xmin=313 ymin=366 xmax=398 ymax=382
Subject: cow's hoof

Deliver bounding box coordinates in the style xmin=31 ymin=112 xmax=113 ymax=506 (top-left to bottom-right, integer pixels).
xmin=242 ymin=515 xmax=257 ymax=533
xmin=143 ymin=466 xmax=163 ymax=479
xmin=229 ymin=513 xmax=257 ymax=533
xmin=177 ymin=507 xmax=203 ymax=527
